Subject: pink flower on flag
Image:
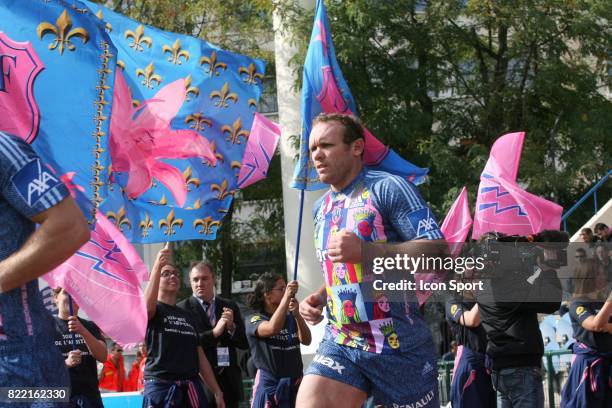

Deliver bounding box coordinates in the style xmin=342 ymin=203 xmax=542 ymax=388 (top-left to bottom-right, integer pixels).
xmin=109 ymin=71 xmax=216 ymax=207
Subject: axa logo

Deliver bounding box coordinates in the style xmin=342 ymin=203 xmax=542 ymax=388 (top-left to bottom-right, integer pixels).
xmin=12 ymin=159 xmax=61 ymax=207
xmin=313 ymin=354 xmax=345 ymax=375
xmin=417 ymin=217 xmax=437 ymax=235
xmin=27 ymin=160 xmax=58 ymax=205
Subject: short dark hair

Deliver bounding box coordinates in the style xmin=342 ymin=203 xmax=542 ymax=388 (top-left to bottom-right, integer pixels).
xmin=594 ymin=223 xmax=608 ymax=233
xmin=312 ymin=113 xmax=365 ymax=145
xmin=190 ymin=261 xmax=215 ymax=278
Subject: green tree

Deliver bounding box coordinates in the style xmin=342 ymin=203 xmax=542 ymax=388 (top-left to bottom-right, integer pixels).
xmin=279 ymin=0 xmax=612 ymax=224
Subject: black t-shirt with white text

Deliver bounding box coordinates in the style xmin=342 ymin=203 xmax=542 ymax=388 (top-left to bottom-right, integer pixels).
xmin=569 ymin=299 xmax=612 ymax=352
xmin=145 ymin=302 xmax=200 ymax=381
xmin=53 ymin=316 xmax=104 ymax=399
xmin=246 ymin=312 xmax=302 ymax=378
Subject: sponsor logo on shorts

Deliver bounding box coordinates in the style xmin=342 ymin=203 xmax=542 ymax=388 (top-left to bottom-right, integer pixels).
xmin=312 ymin=354 xmax=345 ymax=375
xmin=392 ymin=390 xmax=435 ymax=408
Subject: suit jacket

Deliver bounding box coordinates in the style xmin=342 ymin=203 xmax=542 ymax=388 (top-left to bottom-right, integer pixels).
xmin=177 ymin=295 xmax=248 ymax=403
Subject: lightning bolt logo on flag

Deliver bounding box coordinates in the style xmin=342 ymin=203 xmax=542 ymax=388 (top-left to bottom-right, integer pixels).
xmin=472 ymin=132 xmax=563 ymax=239
xmin=291 ymin=0 xmax=428 ymax=190
xmin=43 ymin=214 xmax=148 ymax=346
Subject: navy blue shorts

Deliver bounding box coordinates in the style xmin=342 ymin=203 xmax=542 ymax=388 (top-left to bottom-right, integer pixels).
xmin=305 ymin=339 xmax=438 ymax=407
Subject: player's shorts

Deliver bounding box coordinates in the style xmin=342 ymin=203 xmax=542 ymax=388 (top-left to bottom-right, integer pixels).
xmin=305 ymin=338 xmax=438 ymax=407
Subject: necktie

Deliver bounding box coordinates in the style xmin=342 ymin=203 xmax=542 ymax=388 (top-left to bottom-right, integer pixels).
xmin=203 ymin=301 xmax=216 ymax=326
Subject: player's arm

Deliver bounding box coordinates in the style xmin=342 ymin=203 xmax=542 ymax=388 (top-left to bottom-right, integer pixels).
xmin=256 ymin=281 xmax=297 ymax=338
xmin=197 ymin=346 xmax=224 ymax=408
xmin=459 ymin=303 xmax=481 ymax=327
xmin=0 ymin=197 xmax=89 ymax=293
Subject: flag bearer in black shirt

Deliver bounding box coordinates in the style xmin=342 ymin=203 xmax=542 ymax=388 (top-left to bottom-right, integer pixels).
xmin=143 ymin=246 xmax=225 ymax=408
xmin=52 ymin=287 xmax=107 ymax=408
xmin=246 ymin=273 xmax=311 ymax=408
xmin=561 ymin=259 xmax=612 ymax=408
xmin=445 ymin=296 xmax=495 ymax=408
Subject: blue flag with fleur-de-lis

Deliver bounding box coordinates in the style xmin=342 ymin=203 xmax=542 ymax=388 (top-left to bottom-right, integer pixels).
xmin=0 ymin=0 xmax=117 ymax=223
xmin=81 ymin=1 xmax=265 ymax=243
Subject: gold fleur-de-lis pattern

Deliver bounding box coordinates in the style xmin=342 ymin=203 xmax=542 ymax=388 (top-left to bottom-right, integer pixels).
xmin=95 ymin=10 xmax=112 ymax=32
xmin=136 ymin=62 xmax=162 ymax=89
xmin=106 ymin=207 xmax=132 ymax=231
xmin=194 ymin=216 xmax=221 ymax=235
xmin=222 ymin=117 xmax=249 ymax=145
xmin=159 ymin=209 xmax=184 ymax=236
xmin=125 ymin=25 xmax=152 ymax=52
xmin=185 ymin=113 xmax=212 ymax=132
xmin=184 ymin=75 xmax=200 ymax=101
xmin=183 ymin=166 xmax=201 ymax=191
xmin=139 ymin=213 xmax=153 ymax=238
xmin=200 ymin=51 xmax=226 ymax=76
xmin=238 ymin=63 xmax=264 ymax=85
xmin=37 ymin=9 xmax=89 ymax=55
xmin=210 ymin=83 xmax=238 ymax=108
xmin=210 ymin=179 xmax=236 ymax=201
xmin=163 ymin=39 xmax=189 ymax=65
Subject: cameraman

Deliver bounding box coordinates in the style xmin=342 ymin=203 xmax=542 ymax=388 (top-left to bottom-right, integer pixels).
xmin=475 ymin=231 xmax=566 ymax=408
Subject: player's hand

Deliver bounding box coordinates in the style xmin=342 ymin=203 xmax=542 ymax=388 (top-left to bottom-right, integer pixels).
xmin=328 ymin=230 xmax=362 ymax=264
xmin=299 ymin=292 xmax=325 ymax=325
xmin=65 ymin=350 xmax=82 ymax=368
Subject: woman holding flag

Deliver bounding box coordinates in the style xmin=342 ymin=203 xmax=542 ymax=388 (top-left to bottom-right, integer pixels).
xmin=561 ymin=259 xmax=612 ymax=407
xmin=142 ymin=246 xmax=225 ymax=408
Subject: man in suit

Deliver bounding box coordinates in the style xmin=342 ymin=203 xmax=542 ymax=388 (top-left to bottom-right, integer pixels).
xmin=177 ymin=261 xmax=249 ymax=408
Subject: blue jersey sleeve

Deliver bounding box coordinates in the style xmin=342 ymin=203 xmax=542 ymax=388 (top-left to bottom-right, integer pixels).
xmin=445 ymin=301 xmax=464 ymax=323
xmin=369 ymin=173 xmax=444 ymax=241
xmin=0 ymin=133 xmax=68 ymax=218
xmin=569 ymin=300 xmax=595 ymax=326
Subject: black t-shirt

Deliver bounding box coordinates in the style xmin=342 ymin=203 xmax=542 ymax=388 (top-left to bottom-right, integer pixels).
xmin=145 ymin=302 xmax=200 ymax=381
xmin=246 ymin=312 xmax=303 ymax=378
xmin=445 ymin=300 xmax=488 ymax=354
xmin=569 ymin=299 xmax=612 ymax=352
xmin=53 ymin=316 xmax=103 ymax=398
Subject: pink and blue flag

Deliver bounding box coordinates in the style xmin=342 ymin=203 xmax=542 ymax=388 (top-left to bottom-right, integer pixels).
xmin=415 ymin=187 xmax=473 ymax=305
xmin=237 ymin=113 xmax=281 ymax=189
xmin=0 ymin=0 xmax=117 ymax=222
xmin=43 ymin=213 xmax=148 ymax=346
xmin=291 ymin=0 xmax=428 ymax=190
xmin=83 ymin=0 xmax=266 ymax=243
xmin=472 ymin=132 xmax=563 ymax=239
xmin=441 ymin=186 xmax=473 ymax=255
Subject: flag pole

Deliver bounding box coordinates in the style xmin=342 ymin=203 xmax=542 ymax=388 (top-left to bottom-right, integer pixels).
xmin=292 ymin=189 xmax=305 ymax=281
xmin=68 ymin=295 xmax=77 ymax=351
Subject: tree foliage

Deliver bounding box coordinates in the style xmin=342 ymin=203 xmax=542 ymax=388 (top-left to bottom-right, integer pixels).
xmin=278 ymin=0 xmax=612 ymax=227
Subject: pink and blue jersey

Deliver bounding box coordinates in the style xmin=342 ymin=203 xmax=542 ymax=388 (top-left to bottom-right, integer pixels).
xmin=313 ymin=169 xmax=443 ymax=354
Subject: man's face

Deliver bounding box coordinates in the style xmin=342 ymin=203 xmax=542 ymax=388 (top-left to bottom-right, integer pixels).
xmin=190 ymin=266 xmax=215 ymax=301
xmin=309 ymin=121 xmax=363 ymax=190
xmin=580 ymin=231 xmax=591 ymax=242
xmin=575 ymin=250 xmax=586 ymax=263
